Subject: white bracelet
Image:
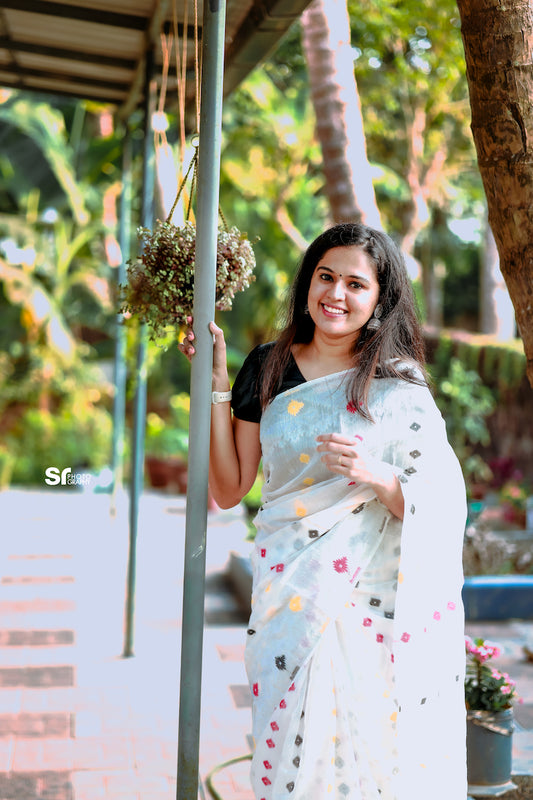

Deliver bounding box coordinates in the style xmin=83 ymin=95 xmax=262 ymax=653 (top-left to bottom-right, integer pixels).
xmin=212 ymin=390 xmax=232 ymax=404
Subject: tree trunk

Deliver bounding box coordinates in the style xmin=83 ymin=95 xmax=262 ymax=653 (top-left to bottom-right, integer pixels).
xmin=301 ymin=0 xmax=382 ymax=229
xmin=456 ymin=0 xmax=533 ymax=386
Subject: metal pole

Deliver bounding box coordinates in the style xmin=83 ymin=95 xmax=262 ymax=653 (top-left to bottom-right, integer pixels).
xmin=123 ymin=51 xmax=156 ymax=659
xmin=176 ymin=0 xmax=226 ymax=796
xmin=110 ymin=129 xmax=132 ymax=513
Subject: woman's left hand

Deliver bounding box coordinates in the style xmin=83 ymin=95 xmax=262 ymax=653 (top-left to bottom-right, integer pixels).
xmin=316 ymin=432 xmax=404 ymax=519
xmin=316 ymin=432 xmax=388 ymax=488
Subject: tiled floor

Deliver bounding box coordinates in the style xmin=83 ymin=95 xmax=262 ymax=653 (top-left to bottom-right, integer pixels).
xmin=0 ymin=489 xmax=254 ymax=799
xmin=0 ymin=488 xmax=531 ymax=800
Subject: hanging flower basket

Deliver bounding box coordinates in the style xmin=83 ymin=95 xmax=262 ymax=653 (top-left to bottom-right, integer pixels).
xmin=121 ymin=220 xmax=256 ymax=340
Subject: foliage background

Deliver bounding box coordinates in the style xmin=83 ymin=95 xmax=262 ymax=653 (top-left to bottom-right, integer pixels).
xmin=0 ymin=0 xmax=531 ymax=500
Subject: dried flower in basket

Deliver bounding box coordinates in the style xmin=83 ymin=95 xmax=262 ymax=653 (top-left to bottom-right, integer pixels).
xmin=120 ymin=220 xmax=256 ymax=340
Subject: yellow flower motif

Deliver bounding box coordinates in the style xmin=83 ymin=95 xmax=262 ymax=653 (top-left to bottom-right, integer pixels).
xmin=289 ymin=596 xmax=302 ymax=612
xmin=398 ymin=571 xmax=404 ymax=584
xmin=303 ymin=477 xmax=314 ymax=486
xmin=295 ymin=502 xmax=307 ymax=517
xmin=287 ymin=400 xmax=304 ymax=416
xmin=390 ymin=711 xmax=398 ymax=723
xmin=265 ymin=583 xmax=272 ymax=593
xmin=299 ymin=453 xmax=310 ymax=463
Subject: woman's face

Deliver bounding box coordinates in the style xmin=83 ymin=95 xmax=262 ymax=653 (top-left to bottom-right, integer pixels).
xmin=306 ymin=245 xmax=380 ymax=343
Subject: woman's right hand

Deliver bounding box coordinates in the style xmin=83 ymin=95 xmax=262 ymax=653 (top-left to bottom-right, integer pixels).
xmin=178 ymin=317 xmax=229 ymax=385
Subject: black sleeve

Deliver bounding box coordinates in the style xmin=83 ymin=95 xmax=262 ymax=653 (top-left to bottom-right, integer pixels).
xmin=231 ymin=343 xmax=273 ymax=423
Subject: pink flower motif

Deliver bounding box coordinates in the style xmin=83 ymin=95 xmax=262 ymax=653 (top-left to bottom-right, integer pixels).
xmin=266 ymin=739 xmax=275 ymax=749
xmin=333 ymin=556 xmax=349 ymax=573
xmin=280 ymin=699 xmax=287 ymax=709
xmin=346 ymin=401 xmax=358 ymax=414
xmin=501 ymin=685 xmax=512 ymax=695
xmin=260 ymin=548 xmax=266 ymax=558
xmin=264 ymin=760 xmax=272 ymax=769
xmin=376 ymin=633 xmax=384 ymax=643
xmin=401 ymin=632 xmax=411 ymax=643
xmin=289 ymin=683 xmax=295 ymax=691
xmin=262 ymin=776 xmax=272 ymax=785
xmin=363 ymin=618 xmax=372 ymax=627
xmin=433 ymin=611 xmax=441 ymax=621
xmin=270 ymin=721 xmax=279 ymax=731
xmin=391 ymin=653 xmax=395 ymax=663
xmin=447 ymin=601 xmax=456 ymax=610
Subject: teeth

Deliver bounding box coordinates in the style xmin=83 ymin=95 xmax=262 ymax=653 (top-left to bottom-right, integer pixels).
xmin=323 ymin=304 xmax=346 ymax=315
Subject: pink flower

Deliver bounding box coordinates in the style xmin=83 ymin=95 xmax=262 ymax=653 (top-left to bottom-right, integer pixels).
xmin=363 ymin=618 xmax=372 ymax=627
xmin=333 ymin=556 xmax=349 ymax=573
xmin=501 ymin=685 xmax=511 ymax=695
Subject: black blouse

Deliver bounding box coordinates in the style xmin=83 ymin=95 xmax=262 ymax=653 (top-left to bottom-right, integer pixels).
xmin=231 ymin=343 xmax=306 ymax=423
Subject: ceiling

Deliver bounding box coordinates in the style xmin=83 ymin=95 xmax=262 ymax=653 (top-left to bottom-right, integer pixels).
xmin=0 ymin=0 xmax=312 ymax=117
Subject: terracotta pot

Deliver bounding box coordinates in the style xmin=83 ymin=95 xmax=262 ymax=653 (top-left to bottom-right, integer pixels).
xmin=145 ymin=455 xmax=188 ymax=493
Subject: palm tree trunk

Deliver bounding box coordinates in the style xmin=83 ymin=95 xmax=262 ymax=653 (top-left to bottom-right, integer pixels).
xmin=301 ymin=0 xmax=382 ymax=228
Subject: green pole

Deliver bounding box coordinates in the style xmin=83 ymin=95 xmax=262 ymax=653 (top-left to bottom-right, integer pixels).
xmin=123 ymin=51 xmax=156 ymax=659
xmin=176 ymin=0 xmax=226 ymax=797
xmin=110 ymin=129 xmax=132 ymax=512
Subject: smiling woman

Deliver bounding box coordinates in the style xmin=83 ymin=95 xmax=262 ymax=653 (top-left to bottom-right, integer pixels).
xmin=180 ymin=222 xmax=468 ymax=799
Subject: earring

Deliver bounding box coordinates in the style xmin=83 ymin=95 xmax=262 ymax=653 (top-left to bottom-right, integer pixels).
xmin=303 ymin=304 xmax=309 ymax=315
xmin=367 ymin=303 xmax=383 ymax=331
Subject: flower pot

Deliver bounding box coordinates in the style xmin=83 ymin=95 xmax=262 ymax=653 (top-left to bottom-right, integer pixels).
xmin=466 ymin=708 xmax=516 ymax=796
xmin=145 ymin=455 xmax=188 ymax=494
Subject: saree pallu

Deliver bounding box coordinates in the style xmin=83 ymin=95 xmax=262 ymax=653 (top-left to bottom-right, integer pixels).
xmin=244 ymin=370 xmax=467 ymax=800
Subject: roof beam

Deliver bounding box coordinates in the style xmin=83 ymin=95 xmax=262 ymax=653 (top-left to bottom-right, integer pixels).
xmin=1 ymin=1 xmax=148 ymax=31
xmin=0 ymin=36 xmax=136 ymax=70
xmin=3 ymin=63 xmax=130 ymax=93
xmin=0 ymin=76 xmax=122 ymax=104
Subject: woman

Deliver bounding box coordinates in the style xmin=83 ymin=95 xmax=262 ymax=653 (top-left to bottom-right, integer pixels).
xmin=181 ymin=223 xmax=467 ymax=799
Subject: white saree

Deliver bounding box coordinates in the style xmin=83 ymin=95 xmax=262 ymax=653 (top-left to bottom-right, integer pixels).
xmin=244 ymin=369 xmax=467 ymax=800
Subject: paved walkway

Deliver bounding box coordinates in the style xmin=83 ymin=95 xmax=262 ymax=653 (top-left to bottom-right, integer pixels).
xmin=0 ymin=488 xmax=532 ymax=800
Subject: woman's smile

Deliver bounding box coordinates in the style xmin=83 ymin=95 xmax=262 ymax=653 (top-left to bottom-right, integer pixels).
xmin=321 ymin=303 xmax=348 ymax=317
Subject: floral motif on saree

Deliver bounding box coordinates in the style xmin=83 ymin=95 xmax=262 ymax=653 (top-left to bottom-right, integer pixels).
xmin=245 ymin=370 xmax=467 ymax=799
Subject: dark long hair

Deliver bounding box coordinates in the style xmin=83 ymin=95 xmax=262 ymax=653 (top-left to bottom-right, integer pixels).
xmin=259 ymin=222 xmax=427 ymax=420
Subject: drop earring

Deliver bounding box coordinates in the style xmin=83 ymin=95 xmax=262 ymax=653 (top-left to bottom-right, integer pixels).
xmin=367 ymin=303 xmax=383 ymax=331
xmin=303 ymin=304 xmax=309 ymax=315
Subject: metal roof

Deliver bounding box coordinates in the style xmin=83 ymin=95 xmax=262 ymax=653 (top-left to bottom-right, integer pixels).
xmin=0 ymin=0 xmax=311 ymax=116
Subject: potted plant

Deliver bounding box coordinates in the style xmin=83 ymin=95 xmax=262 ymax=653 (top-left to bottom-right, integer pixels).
xmin=121 ymin=220 xmax=256 ymax=341
xmin=144 ymin=393 xmax=190 ymax=494
xmin=465 ymin=636 xmax=518 ymax=796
